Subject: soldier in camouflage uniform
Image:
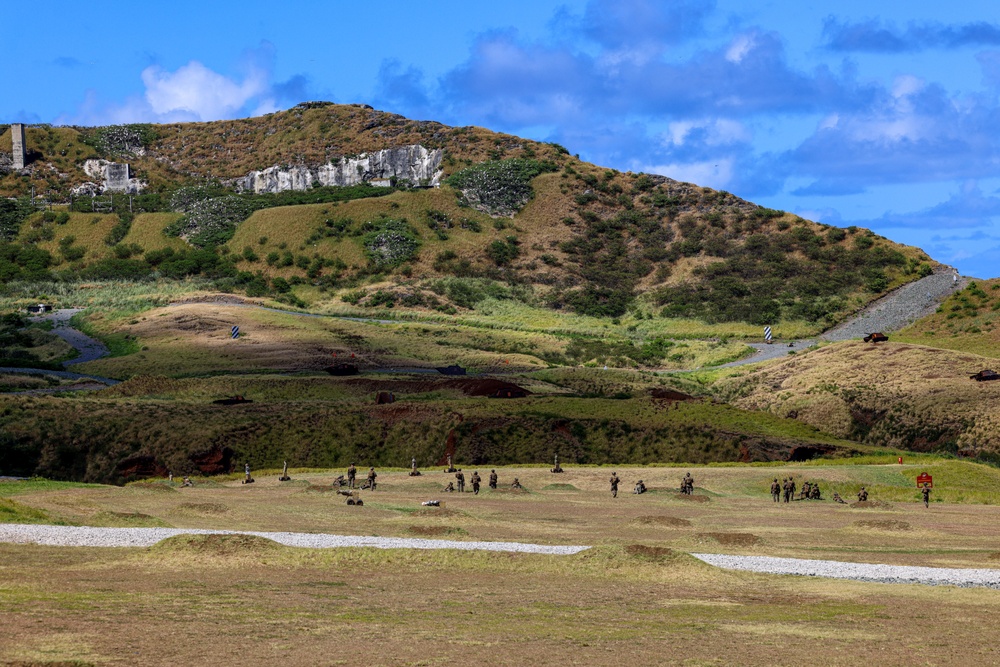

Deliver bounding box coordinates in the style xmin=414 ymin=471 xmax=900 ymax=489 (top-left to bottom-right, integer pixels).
xmin=770 ymin=478 xmax=781 ymax=502
xmin=489 ymin=470 xmax=498 ymax=489
xmin=456 ymin=470 xmax=465 ymax=492
xmin=471 ymin=471 xmax=482 ymax=495
xmin=610 ymin=472 xmax=620 ymax=498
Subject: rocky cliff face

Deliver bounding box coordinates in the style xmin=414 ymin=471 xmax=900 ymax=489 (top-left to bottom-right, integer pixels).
xmin=233 ymin=145 xmax=443 ymax=194
xmin=73 ymin=159 xmax=146 ymax=195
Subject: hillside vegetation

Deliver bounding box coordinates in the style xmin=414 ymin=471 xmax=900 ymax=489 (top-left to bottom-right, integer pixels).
xmin=1 ymin=104 xmax=934 ymax=335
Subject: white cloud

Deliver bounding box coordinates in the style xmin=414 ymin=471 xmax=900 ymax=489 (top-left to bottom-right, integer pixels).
xmin=644 ymin=158 xmax=734 ymax=189
xmin=725 ymin=34 xmax=756 ymax=63
xmin=141 ymin=61 xmax=268 ymax=120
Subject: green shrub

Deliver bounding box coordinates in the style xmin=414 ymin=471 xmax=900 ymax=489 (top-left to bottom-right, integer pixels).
xmin=486 ymin=237 xmax=520 ymax=266
xmin=361 ymin=218 xmax=420 ymax=269
xmin=446 ymin=159 xmax=557 ymax=216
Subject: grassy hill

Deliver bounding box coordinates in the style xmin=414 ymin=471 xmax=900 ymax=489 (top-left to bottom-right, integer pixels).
xmin=1 ymin=103 xmax=936 ymax=335
xmin=713 ymin=339 xmax=1000 ymax=458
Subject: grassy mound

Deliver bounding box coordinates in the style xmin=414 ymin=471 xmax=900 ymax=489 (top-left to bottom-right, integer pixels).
xmin=152 ymin=533 xmax=283 ymax=557
xmin=0 ymin=497 xmax=57 ymax=524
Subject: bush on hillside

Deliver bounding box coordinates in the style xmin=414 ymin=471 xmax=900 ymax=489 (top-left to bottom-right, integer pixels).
xmin=446 ymin=159 xmax=557 ymax=217
xmin=361 ymin=218 xmax=420 ymax=269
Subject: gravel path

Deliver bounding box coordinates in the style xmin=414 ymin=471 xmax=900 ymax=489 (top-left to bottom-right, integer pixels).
xmin=693 ymin=553 xmax=1000 ymax=589
xmin=0 ymin=523 xmax=589 ymax=555
xmin=821 ymin=270 xmax=964 ymax=342
xmin=716 ymin=270 xmax=964 ymax=367
xmin=30 ymin=308 xmax=111 ymax=366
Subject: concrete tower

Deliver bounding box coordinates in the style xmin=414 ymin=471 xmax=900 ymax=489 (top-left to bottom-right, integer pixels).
xmin=11 ymin=123 xmax=25 ymax=169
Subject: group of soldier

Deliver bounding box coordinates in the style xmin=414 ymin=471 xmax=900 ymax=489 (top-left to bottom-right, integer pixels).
xmin=771 ymin=477 xmax=823 ymax=502
xmin=443 ymin=470 xmax=486 ymax=494
xmin=608 ymin=471 xmax=691 ymax=497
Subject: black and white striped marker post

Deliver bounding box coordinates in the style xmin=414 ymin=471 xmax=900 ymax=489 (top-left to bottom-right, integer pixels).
xmin=764 ymin=326 xmax=772 ymax=343
xmin=231 ymin=325 xmax=239 ymax=339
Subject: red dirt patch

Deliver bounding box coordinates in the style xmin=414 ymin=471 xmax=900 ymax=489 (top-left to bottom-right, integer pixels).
xmin=650 ymin=388 xmax=694 ymax=401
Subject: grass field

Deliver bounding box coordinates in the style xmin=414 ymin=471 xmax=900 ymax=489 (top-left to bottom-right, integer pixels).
xmin=2 ymin=461 xmax=1000 ymax=665
xmin=895 ymin=278 xmax=1000 ymax=359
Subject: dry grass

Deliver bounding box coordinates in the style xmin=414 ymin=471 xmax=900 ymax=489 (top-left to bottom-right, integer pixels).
xmin=5 ymin=462 xmax=1000 ymax=664
xmin=895 ymin=278 xmax=1000 ymax=359
xmin=122 ymin=213 xmax=190 ymax=252
xmin=716 ymin=340 xmax=1000 ymax=454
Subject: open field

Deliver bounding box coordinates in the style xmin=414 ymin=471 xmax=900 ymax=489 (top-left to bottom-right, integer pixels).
xmin=70 ymin=301 xmax=755 ymax=379
xmin=3 ymin=461 xmax=1000 ymax=665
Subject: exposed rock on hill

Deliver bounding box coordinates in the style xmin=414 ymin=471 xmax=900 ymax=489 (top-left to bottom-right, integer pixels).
xmin=233 ymin=144 xmax=443 ymax=193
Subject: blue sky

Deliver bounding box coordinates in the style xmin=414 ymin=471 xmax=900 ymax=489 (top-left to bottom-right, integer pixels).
xmin=4 ymin=0 xmax=1000 ymax=278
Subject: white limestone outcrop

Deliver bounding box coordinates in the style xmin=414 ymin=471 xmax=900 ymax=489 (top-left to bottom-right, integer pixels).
xmin=234 ymin=145 xmax=443 ymax=194
xmin=79 ymin=159 xmax=146 ymax=194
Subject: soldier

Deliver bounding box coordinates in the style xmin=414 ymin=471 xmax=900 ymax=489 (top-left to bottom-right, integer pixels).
xmin=832 ymin=492 xmax=846 ymax=504
xmin=244 ymin=462 xmax=252 ymax=484
xmin=789 ymin=478 xmax=797 ymax=501
xmin=443 ymin=481 xmax=455 ymax=492
xmin=633 ymin=480 xmax=646 ymax=495
xmin=922 ymin=486 xmax=931 ymax=508
xmin=511 ymin=478 xmax=523 ymax=489
xmin=801 ymin=481 xmax=811 ymax=499
xmin=610 ymin=472 xmax=620 ymax=498
xmin=471 ymin=471 xmax=481 ymax=495
xmin=685 ymin=472 xmax=694 ymax=495
xmin=810 ymin=484 xmax=821 ymax=500
xmin=347 ymin=462 xmax=357 ymax=489
xmin=456 ymin=470 xmax=465 ymax=493
xmin=770 ymin=478 xmax=781 ymax=502
xmin=367 ymin=466 xmax=377 ymax=491
xmin=782 ymin=478 xmax=791 ymax=503
xmin=489 ymin=469 xmax=498 ymax=489
xmin=857 ymin=487 xmax=868 ymax=502
xmin=181 ymin=476 xmax=193 ymax=488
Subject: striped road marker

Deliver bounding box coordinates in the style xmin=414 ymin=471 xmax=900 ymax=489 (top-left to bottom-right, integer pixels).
xmin=764 ymin=326 xmax=772 ymax=342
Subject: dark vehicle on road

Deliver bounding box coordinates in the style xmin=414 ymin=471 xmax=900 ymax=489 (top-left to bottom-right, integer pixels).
xmin=436 ymin=364 xmax=467 ymax=376
xmin=863 ymin=332 xmax=889 ymax=343
xmin=970 ymin=369 xmax=1000 ymax=382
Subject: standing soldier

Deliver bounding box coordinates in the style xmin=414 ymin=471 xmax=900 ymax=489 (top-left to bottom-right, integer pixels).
xmin=347 ymin=462 xmax=357 ymax=489
xmin=472 ymin=471 xmax=481 ymax=495
xmin=244 ymin=462 xmax=252 ymax=484
xmin=456 ymin=470 xmax=465 ymax=493
xmin=922 ymin=486 xmax=931 ymax=508
xmin=789 ymin=477 xmax=797 ymax=501
xmin=367 ymin=466 xmax=377 ymax=491
xmin=489 ymin=469 xmax=498 ymax=489
xmin=770 ymin=478 xmax=780 ymax=502
xmin=610 ymin=472 xmax=620 ymax=498
xmin=782 ymin=478 xmax=791 ymax=503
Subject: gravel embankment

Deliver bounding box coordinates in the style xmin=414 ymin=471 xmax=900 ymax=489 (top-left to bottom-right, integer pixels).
xmin=0 ymin=524 xmax=590 ymax=555
xmin=821 ymin=271 xmax=964 ymax=342
xmin=693 ymin=553 xmax=1000 ymax=589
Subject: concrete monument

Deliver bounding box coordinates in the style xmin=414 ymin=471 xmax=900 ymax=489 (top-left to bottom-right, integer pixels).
xmin=11 ymin=123 xmax=25 ymax=170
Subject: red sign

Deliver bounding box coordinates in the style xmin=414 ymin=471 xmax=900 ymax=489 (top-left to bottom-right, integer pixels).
xmin=916 ymin=472 xmax=933 ymax=489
